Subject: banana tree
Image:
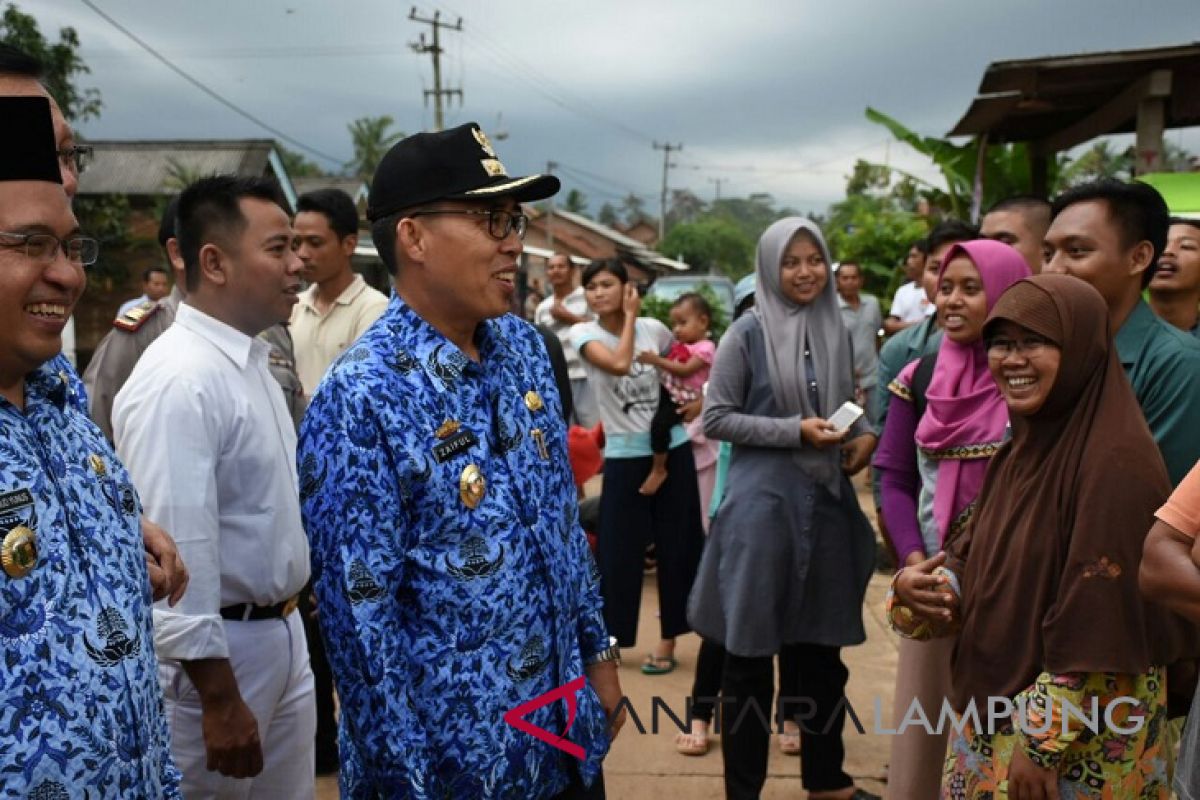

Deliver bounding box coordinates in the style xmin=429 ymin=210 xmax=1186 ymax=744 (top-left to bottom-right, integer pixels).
xmin=865 ymin=107 xmax=1063 ymax=218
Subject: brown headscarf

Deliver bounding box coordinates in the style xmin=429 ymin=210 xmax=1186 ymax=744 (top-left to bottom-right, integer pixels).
xmin=948 ymin=274 xmax=1198 ymax=711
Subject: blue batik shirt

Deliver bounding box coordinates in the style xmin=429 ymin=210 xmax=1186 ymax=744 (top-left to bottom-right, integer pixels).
xmin=299 ymin=296 xmax=611 ymax=799
xmin=0 ymin=361 xmax=180 ymax=798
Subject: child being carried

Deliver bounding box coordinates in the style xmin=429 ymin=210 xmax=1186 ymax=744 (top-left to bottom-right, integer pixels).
xmin=635 ymin=292 xmax=715 ymax=495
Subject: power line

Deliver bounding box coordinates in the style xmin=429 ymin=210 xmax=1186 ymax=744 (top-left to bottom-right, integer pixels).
xmin=409 ymin=7 xmax=463 ymax=132
xmin=78 ymin=0 xmax=344 ymax=167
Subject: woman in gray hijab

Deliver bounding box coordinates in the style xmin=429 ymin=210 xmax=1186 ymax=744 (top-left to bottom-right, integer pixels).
xmin=689 ymin=217 xmax=878 ymax=800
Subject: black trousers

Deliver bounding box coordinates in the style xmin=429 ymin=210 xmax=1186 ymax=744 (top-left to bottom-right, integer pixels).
xmin=690 ymin=640 xmax=800 ymax=726
xmin=721 ymin=643 xmax=853 ymax=799
xmin=300 ymin=587 xmax=338 ymax=770
xmin=596 ymin=445 xmax=705 ymax=646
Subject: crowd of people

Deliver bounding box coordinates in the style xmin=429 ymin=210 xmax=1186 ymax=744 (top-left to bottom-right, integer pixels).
xmin=4 ymin=39 xmax=1200 ymax=800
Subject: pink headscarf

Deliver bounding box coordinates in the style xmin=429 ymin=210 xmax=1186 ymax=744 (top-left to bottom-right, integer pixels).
xmin=913 ymin=239 xmax=1030 ymax=543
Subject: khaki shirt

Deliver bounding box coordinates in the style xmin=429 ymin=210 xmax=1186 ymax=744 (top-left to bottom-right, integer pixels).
xmin=289 ymin=274 xmax=389 ymax=397
xmin=83 ymin=288 xmax=307 ymax=438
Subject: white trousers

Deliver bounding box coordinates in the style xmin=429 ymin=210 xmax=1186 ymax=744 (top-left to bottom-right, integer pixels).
xmin=160 ymin=610 xmax=316 ymax=800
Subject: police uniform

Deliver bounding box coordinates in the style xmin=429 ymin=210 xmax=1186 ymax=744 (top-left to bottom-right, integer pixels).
xmin=85 ymin=287 xmax=307 ymax=438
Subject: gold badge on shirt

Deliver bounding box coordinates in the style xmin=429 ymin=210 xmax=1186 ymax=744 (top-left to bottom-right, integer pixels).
xmin=88 ymin=454 xmax=107 ymax=477
xmin=459 ymin=464 xmax=486 ymax=509
xmin=523 ymin=390 xmax=544 ymax=413
xmin=1 ymin=525 xmax=37 ymax=579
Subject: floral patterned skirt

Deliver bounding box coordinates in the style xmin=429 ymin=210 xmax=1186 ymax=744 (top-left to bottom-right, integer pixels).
xmin=941 ymin=670 xmax=1171 ymax=799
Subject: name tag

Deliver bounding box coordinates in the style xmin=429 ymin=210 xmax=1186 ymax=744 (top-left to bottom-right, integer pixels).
xmin=433 ymin=429 xmax=479 ymax=463
xmin=0 ymin=489 xmax=34 ymax=514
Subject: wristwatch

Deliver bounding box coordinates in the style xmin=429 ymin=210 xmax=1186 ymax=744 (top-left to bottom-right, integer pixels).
xmin=585 ymin=636 xmax=620 ymax=667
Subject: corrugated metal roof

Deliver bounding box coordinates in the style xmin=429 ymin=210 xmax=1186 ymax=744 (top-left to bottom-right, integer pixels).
xmin=293 ymin=177 xmax=369 ymax=203
xmin=77 ymin=139 xmax=279 ymax=196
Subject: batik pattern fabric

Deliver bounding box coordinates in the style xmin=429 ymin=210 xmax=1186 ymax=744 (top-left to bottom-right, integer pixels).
xmin=0 ymin=362 xmax=180 ymax=798
xmin=943 ymin=669 xmax=1169 ymax=799
xmin=299 ymin=296 xmax=611 ymax=800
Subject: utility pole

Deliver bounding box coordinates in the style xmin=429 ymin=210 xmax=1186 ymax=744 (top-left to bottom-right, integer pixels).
xmin=546 ymin=160 xmax=557 ymax=249
xmin=707 ymin=177 xmax=726 ymax=201
xmin=653 ymin=140 xmax=682 ymax=242
xmin=409 ymin=7 xmax=463 ymax=132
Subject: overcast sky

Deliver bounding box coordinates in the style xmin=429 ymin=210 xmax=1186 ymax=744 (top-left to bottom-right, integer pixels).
xmin=29 ymin=0 xmax=1200 ymax=215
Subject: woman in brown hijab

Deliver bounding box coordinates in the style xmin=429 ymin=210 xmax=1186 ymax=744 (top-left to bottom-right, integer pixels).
xmin=893 ymin=274 xmax=1196 ymax=798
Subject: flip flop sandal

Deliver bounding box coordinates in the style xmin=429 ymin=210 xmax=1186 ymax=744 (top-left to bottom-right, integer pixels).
xmin=640 ymin=654 xmax=677 ymax=675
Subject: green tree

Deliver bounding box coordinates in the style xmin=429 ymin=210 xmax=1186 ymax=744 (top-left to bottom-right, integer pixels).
xmin=347 ymin=115 xmax=404 ymax=178
xmin=666 ymin=188 xmax=706 ymax=230
xmin=658 ymin=218 xmax=754 ymax=278
xmin=708 ymin=193 xmax=799 ymax=244
xmin=597 ymin=202 xmax=619 ymax=227
xmin=823 ymin=193 xmax=928 ymax=309
xmin=0 ymin=3 xmax=101 ymax=122
xmin=563 ymin=188 xmax=588 ymax=215
xmin=620 ymin=192 xmax=653 ymax=228
xmin=865 ymin=107 xmax=1064 ymax=217
xmin=278 ymin=144 xmax=326 ymax=178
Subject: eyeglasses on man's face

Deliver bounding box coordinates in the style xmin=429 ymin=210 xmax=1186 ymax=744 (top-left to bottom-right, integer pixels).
xmin=57 ymin=144 xmax=94 ymax=175
xmin=408 ymin=208 xmax=528 ymax=241
xmin=0 ymin=231 xmax=100 ymax=266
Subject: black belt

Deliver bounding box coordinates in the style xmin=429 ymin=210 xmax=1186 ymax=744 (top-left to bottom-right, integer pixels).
xmin=220 ymin=595 xmax=300 ymax=622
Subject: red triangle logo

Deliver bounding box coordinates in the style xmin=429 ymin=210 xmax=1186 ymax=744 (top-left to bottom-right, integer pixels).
xmin=503 ymin=675 xmax=586 ymax=760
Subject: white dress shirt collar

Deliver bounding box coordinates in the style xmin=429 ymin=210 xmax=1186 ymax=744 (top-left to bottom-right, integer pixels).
xmin=176 ymin=302 xmax=269 ymax=370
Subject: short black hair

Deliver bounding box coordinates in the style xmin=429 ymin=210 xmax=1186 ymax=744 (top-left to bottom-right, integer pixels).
xmin=1051 ymin=179 xmax=1169 ymax=287
xmin=986 ymin=194 xmax=1052 ymax=219
xmin=581 ymin=258 xmax=627 ymax=286
xmin=157 ymin=196 xmax=179 ymax=250
xmin=1168 ymin=216 xmax=1200 ymax=235
xmin=927 ymin=219 xmax=978 ymax=254
xmin=0 ymin=43 xmax=43 ymax=79
xmin=177 ymin=175 xmax=286 ymax=292
xmin=548 ymin=251 xmax=574 ymax=266
xmin=673 ymin=291 xmax=712 ymax=320
xmin=297 ymin=188 xmax=359 ymax=239
xmin=837 ymin=260 xmax=862 ymax=277
xmin=142 ymin=265 xmax=168 ymax=282
xmin=370 ymin=211 xmax=403 ymax=275
xmin=911 ymin=238 xmax=929 ymax=255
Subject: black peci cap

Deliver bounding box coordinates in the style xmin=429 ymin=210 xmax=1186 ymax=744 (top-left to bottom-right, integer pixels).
xmin=367 ymin=122 xmax=559 ymax=221
xmin=0 ymin=95 xmax=62 ymax=184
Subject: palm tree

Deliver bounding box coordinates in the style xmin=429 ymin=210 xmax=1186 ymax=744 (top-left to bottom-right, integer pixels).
xmin=346 ymin=116 xmax=404 ymax=179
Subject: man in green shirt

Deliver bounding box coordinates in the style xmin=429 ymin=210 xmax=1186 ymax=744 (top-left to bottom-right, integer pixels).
xmin=1044 ymin=179 xmax=1200 ymax=486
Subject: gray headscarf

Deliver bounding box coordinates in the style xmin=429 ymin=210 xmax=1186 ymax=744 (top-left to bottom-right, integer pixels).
xmin=753 ymin=217 xmax=855 ymax=495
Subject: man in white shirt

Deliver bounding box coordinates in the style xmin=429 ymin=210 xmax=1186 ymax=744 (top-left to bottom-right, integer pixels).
xmin=289 ymin=188 xmax=389 ymax=398
xmin=534 ymin=252 xmax=598 ymax=426
xmin=884 ymin=239 xmax=934 ymax=334
xmin=114 ymin=175 xmax=315 ymax=799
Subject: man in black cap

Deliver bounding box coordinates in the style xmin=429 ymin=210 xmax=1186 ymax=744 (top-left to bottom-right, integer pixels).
xmin=3 ymin=42 xmax=188 ymax=605
xmin=0 ymin=94 xmax=181 ymax=796
xmin=298 ymin=123 xmax=623 ymax=798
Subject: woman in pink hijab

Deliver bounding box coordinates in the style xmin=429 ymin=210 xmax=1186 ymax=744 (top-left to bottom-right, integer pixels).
xmin=874 ymin=239 xmax=1030 ymax=797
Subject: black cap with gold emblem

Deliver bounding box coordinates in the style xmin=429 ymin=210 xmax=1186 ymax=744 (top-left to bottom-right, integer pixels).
xmin=0 ymin=95 xmax=62 ymax=184
xmin=366 ymin=122 xmax=560 ymax=222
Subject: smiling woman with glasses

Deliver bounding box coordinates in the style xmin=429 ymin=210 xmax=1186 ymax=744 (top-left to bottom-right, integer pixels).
xmin=407 ymin=207 xmax=529 ymax=240
xmin=0 ymin=230 xmax=99 ymax=266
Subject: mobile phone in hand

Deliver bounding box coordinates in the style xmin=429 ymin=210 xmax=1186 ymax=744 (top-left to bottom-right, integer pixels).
xmin=827 ymin=401 xmax=864 ymax=434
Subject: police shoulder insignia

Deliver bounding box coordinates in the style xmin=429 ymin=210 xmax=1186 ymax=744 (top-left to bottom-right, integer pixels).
xmin=113 ymin=300 xmax=162 ymax=332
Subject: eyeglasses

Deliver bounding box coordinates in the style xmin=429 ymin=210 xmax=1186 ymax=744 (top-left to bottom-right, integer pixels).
xmin=408 ymin=208 xmax=528 ymax=240
xmin=0 ymin=231 xmax=99 ymax=266
xmin=986 ymin=335 xmax=1051 ymax=358
xmin=56 ymin=144 xmax=93 ymax=175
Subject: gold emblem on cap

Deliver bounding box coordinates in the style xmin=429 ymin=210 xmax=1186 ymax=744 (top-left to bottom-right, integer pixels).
xmin=480 ymin=158 xmax=507 ymax=177
xmin=89 ymin=454 xmax=107 ymax=477
xmin=524 ymin=390 xmax=544 ymax=413
xmin=472 ymin=127 xmax=497 ymax=157
xmin=2 ymin=526 xmax=37 ymax=579
xmin=435 ymin=419 xmax=461 ymax=440
xmin=459 ymin=464 xmax=486 ymax=509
